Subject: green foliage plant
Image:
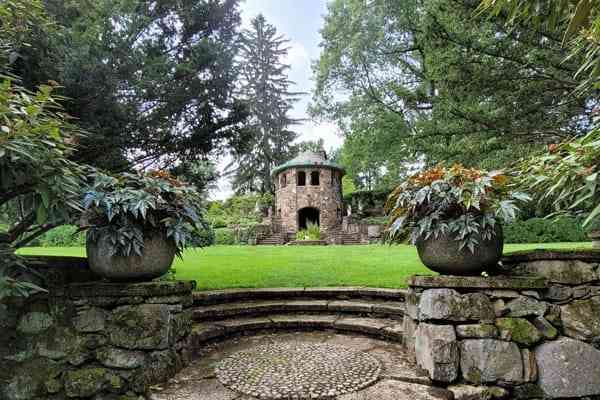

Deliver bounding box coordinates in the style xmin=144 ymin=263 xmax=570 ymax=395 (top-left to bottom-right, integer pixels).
xmin=385 ymin=164 xmax=530 ymax=252
xmin=517 ymin=128 xmax=600 ymax=228
xmin=214 ymin=228 xmax=236 ymax=245
xmin=0 ymin=78 xmax=86 ymax=298
xmin=83 ymin=170 xmax=205 ymax=258
xmin=504 ymin=217 xmax=588 ymax=244
xmin=296 ymin=222 xmax=321 ymax=241
xmin=38 ymin=225 xmax=86 ymax=247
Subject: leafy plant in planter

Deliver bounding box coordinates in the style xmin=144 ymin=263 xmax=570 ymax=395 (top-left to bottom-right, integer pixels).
xmin=385 ymin=164 xmax=529 ymax=275
xmin=83 ymin=170 xmax=206 ymax=281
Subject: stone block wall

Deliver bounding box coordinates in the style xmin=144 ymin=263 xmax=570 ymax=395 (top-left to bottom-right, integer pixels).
xmin=1 ymin=278 xmax=195 ymax=400
xmin=404 ymin=251 xmax=600 ymax=399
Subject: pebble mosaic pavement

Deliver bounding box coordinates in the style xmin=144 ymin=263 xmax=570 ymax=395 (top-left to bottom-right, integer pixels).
xmin=215 ymin=342 xmax=381 ymax=399
xmin=149 ymin=331 xmax=447 ymax=400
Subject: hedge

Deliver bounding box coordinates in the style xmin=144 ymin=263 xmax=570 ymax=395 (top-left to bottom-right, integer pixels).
xmin=37 ymin=225 xmax=86 ymax=247
xmin=215 ymin=228 xmax=236 ymax=245
xmin=503 ymin=217 xmax=588 ymax=244
xmin=190 ymin=226 xmax=215 ymax=247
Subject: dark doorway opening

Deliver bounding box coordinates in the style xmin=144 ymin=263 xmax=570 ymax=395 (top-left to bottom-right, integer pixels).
xmin=298 ymin=207 xmax=320 ymax=230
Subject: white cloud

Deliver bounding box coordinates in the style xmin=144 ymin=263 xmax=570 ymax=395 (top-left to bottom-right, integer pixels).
xmin=285 ymin=41 xmax=309 ymax=66
xmin=296 ymin=120 xmax=344 ymax=149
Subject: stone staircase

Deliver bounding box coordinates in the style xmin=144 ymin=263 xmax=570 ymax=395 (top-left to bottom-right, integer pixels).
xmin=256 ymin=232 xmax=285 ymax=245
xmin=190 ymin=287 xmax=406 ymax=346
xmin=326 ymin=228 xmax=365 ymax=245
xmin=256 ymin=217 xmax=287 ymax=245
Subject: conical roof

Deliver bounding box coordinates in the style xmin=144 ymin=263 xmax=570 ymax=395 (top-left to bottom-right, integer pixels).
xmin=271 ymin=151 xmax=345 ymax=176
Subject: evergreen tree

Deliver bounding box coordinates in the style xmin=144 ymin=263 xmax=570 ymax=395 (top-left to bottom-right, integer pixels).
xmin=232 ymin=14 xmax=301 ymax=193
xmin=6 ymin=0 xmax=251 ymax=171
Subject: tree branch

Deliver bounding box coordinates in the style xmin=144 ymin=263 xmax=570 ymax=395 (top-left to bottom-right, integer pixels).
xmin=7 ymin=212 xmax=36 ymax=243
xmin=14 ymin=223 xmax=57 ymax=249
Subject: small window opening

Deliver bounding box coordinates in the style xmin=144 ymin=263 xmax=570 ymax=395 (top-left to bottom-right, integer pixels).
xmin=331 ymin=171 xmax=336 ymax=185
xmin=297 ymin=171 xmax=306 ymax=186
xmin=311 ymin=171 xmax=320 ymax=186
xmin=280 ymin=173 xmax=287 ymax=188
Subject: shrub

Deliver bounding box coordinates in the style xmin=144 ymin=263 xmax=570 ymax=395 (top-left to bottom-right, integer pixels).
xmin=517 ymin=127 xmax=600 ymax=227
xmin=296 ymin=223 xmax=321 ymax=240
xmin=504 ymin=217 xmax=588 ymax=243
xmin=38 ymin=225 xmax=86 ymax=247
xmin=234 ymin=225 xmax=257 ymax=245
xmin=215 ymin=228 xmax=236 ymax=245
xmin=207 ymin=193 xmax=273 ymax=227
xmin=189 ymin=226 xmax=215 ymax=247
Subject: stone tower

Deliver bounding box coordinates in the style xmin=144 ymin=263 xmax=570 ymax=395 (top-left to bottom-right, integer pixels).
xmin=272 ymin=151 xmax=345 ymax=236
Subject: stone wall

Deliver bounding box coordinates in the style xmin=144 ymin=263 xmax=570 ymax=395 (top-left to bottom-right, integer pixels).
xmin=274 ymin=167 xmax=343 ymax=234
xmin=1 ymin=265 xmax=195 ymax=400
xmin=404 ymin=251 xmax=600 ymax=399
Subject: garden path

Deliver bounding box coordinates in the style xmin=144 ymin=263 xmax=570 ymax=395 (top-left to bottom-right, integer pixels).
xmin=148 ymin=331 xmax=450 ymax=400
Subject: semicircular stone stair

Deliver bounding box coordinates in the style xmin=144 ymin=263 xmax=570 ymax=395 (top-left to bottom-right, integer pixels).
xmin=190 ymin=287 xmax=406 ymax=346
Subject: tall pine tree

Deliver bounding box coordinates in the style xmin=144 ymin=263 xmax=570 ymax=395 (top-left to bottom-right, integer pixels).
xmin=231 ymin=14 xmax=301 ymax=194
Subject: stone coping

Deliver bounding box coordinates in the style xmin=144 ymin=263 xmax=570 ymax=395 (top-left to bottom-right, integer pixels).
xmin=53 ymin=280 xmax=196 ymax=298
xmin=193 ymin=287 xmax=407 ymax=304
xmin=192 ymin=298 xmax=405 ymax=321
xmin=191 ymin=314 xmax=404 ymax=344
xmin=502 ymin=249 xmax=600 ymax=263
xmin=407 ymin=275 xmax=548 ymax=290
xmin=23 ymin=255 xmax=90 ymax=269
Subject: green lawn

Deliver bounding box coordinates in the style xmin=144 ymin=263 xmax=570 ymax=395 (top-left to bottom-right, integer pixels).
xmin=19 ymin=242 xmax=590 ymax=290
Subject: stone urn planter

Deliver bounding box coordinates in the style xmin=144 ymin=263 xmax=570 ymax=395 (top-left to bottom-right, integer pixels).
xmin=87 ymin=230 xmax=176 ymax=282
xmin=589 ymin=230 xmax=600 ymax=249
xmin=416 ymin=226 xmax=504 ymax=276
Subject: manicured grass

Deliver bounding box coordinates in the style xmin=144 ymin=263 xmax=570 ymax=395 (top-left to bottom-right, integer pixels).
xmin=18 ymin=242 xmax=590 ymax=290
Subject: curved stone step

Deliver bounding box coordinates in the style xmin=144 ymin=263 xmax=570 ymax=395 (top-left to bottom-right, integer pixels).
xmin=192 ymin=299 xmax=405 ymax=321
xmin=193 ymin=287 xmax=407 ymax=305
xmin=190 ymin=314 xmax=404 ymax=346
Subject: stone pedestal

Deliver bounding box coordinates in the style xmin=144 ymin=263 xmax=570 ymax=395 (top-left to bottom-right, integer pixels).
xmin=405 ymin=251 xmax=600 ymax=399
xmin=2 ymin=280 xmax=195 ymax=400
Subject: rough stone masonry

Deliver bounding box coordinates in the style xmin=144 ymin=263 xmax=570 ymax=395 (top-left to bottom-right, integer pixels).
xmin=1 ymin=279 xmax=195 ymax=400
xmin=404 ymin=250 xmax=600 ymax=399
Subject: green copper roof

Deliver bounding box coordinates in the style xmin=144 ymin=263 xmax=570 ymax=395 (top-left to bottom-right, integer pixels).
xmin=272 ymin=151 xmax=345 ymax=176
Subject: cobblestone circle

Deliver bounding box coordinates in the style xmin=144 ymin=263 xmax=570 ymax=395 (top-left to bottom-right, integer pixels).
xmin=215 ymin=341 xmax=381 ymax=399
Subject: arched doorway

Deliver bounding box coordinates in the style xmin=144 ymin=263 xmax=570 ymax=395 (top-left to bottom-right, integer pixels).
xmin=298 ymin=207 xmax=320 ymax=230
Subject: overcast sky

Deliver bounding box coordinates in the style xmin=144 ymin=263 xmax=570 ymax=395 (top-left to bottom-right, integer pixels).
xmin=211 ymin=0 xmax=342 ymax=200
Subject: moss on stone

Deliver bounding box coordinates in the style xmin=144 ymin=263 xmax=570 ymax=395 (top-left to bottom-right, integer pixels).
xmin=464 ymin=367 xmax=482 ymax=384
xmin=64 ymin=367 xmax=110 ymax=397
xmin=45 ymin=377 xmax=62 ymax=394
xmin=17 ymin=311 xmax=54 ymax=334
xmin=495 ymin=318 xmax=542 ymax=346
xmin=3 ymin=358 xmax=62 ymax=400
